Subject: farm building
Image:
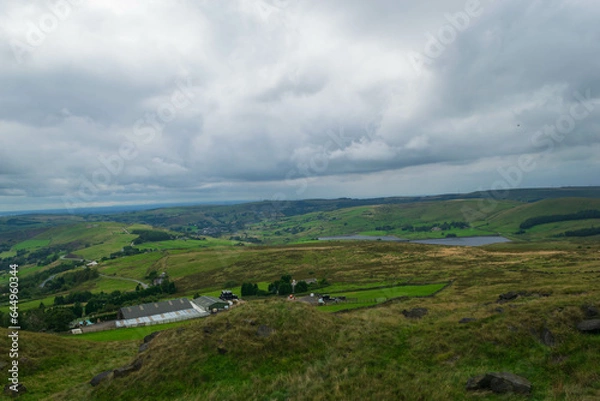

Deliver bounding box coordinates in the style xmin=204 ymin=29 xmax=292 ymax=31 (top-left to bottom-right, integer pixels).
xmin=116 ymin=298 xmax=208 ymax=328
xmin=192 ymin=296 xmax=229 ymax=312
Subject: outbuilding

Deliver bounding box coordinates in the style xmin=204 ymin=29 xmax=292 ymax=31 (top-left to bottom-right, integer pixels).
xmin=192 ymin=296 xmax=229 ymax=312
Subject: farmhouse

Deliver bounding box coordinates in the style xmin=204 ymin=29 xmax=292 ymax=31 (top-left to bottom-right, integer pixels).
xmin=116 ymin=298 xmax=209 ymax=328
xmin=192 ymin=296 xmax=229 ymax=312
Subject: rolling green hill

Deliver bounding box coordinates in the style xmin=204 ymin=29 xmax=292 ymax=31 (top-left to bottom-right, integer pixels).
xmin=2 ymin=189 xmax=600 ymax=399
xmin=4 ymin=240 xmax=599 ymax=400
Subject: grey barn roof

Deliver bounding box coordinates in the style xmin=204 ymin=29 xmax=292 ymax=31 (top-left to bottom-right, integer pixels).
xmin=193 ymin=296 xmax=227 ymax=310
xmin=119 ymin=298 xmax=194 ymax=320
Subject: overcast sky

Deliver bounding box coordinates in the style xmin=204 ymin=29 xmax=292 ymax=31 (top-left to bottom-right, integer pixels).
xmin=0 ymin=0 xmax=599 ymax=212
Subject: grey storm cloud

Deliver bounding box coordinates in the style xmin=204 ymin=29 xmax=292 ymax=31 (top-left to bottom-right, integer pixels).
xmin=0 ymin=0 xmax=599 ymax=211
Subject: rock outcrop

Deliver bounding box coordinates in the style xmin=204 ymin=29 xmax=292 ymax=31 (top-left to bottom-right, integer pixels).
xmin=576 ymin=319 xmax=600 ymax=333
xmin=401 ymin=308 xmax=428 ymax=319
xmin=466 ymin=372 xmax=532 ymax=394
xmin=90 ymin=370 xmax=112 ymax=386
xmin=113 ymin=358 xmax=143 ymax=378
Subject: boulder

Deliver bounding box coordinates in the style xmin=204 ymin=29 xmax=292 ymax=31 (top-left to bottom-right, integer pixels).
xmin=113 ymin=358 xmax=143 ymax=378
xmin=497 ymin=292 xmax=519 ymax=304
xmin=466 ymin=374 xmax=489 ymax=391
xmin=576 ymin=319 xmax=600 ymax=333
xmin=540 ymin=327 xmax=556 ymax=347
xmin=257 ymin=324 xmax=275 ymax=338
xmin=143 ymin=331 xmax=161 ymax=344
xmin=138 ymin=342 xmax=150 ymax=353
xmin=4 ymin=383 xmax=27 ymax=397
xmin=402 ymin=308 xmax=428 ymax=319
xmin=488 ymin=372 xmax=532 ymax=394
xmin=582 ymin=304 xmax=599 ymax=318
xmin=90 ymin=370 xmax=112 ymax=386
xmin=466 ymin=372 xmax=532 ymax=394
xmin=459 ymin=318 xmax=477 ymax=324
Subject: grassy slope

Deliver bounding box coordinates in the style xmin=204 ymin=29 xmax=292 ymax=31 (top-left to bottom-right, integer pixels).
xmin=243 ymin=197 xmax=600 ymax=244
xmin=486 ymin=198 xmax=600 ymax=236
xmin=33 ymin=222 xmax=143 ymax=260
xmin=4 ymin=196 xmax=600 ymax=399
xmin=53 ymin=246 xmax=600 ymax=401
xmin=1 ymin=233 xmax=600 ymax=399
xmin=0 ymin=328 xmax=138 ymax=400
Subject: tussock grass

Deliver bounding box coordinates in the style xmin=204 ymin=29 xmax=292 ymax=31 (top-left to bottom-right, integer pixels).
xmin=6 ymin=240 xmax=600 ymax=400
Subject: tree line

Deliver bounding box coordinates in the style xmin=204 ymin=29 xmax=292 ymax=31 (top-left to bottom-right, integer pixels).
xmin=520 ymin=210 xmax=600 ymax=230
xmin=241 ymin=275 xmax=326 ymax=297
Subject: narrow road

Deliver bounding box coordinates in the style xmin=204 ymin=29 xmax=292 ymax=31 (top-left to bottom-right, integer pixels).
xmin=39 ymin=274 xmax=56 ymax=288
xmin=99 ymin=274 xmax=149 ymax=289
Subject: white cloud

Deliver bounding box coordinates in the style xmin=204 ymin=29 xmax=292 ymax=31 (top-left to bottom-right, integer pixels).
xmin=0 ymin=0 xmax=599 ymax=211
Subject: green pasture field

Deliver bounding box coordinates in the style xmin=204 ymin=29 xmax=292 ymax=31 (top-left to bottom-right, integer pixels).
xmin=319 ymin=282 xmax=448 ymax=312
xmin=13 ymin=239 xmax=51 ymax=250
xmin=246 ymin=200 xmax=520 ymax=243
xmin=0 ymin=250 xmax=16 ymax=258
xmin=135 ymin=238 xmax=237 ymax=251
xmin=70 ymin=319 xmax=197 ymax=342
xmin=74 ymin=276 xmax=139 ymax=293
xmin=98 ymin=252 xmax=164 ymax=280
xmin=0 ymin=295 xmax=56 ymax=313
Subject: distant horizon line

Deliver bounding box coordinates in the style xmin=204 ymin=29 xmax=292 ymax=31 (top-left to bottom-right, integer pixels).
xmin=1 ymin=185 xmax=598 ymax=217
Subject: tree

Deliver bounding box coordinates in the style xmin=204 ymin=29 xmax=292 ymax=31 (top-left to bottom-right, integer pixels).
xmin=72 ymin=302 xmax=83 ymax=318
xmin=44 ymin=308 xmax=76 ymax=332
xmin=294 ymin=281 xmax=308 ymax=294
xmin=241 ymin=282 xmax=259 ymax=296
xmin=278 ymin=282 xmax=293 ymax=296
xmin=268 ymin=281 xmax=280 ymax=294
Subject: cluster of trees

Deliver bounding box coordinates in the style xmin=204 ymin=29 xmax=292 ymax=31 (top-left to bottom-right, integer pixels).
xmin=0 ymin=262 xmax=81 ymax=299
xmin=132 ymin=229 xmax=174 ymax=244
xmin=0 ymin=304 xmax=82 ymax=332
xmin=400 ymin=221 xmax=470 ymax=232
xmin=520 ymin=210 xmax=600 ymax=230
xmin=0 ymin=242 xmax=83 ymax=271
xmin=54 ymin=291 xmax=94 ymax=305
xmin=241 ymin=277 xmax=312 ymax=297
xmin=107 ymin=245 xmax=150 ymax=259
xmin=268 ymin=275 xmax=294 ymax=296
xmin=229 ymin=236 xmax=263 ymax=243
xmin=563 ymin=227 xmax=600 ymax=237
xmin=241 ymin=282 xmax=261 ymax=296
xmin=42 ymin=267 xmax=99 ymax=293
